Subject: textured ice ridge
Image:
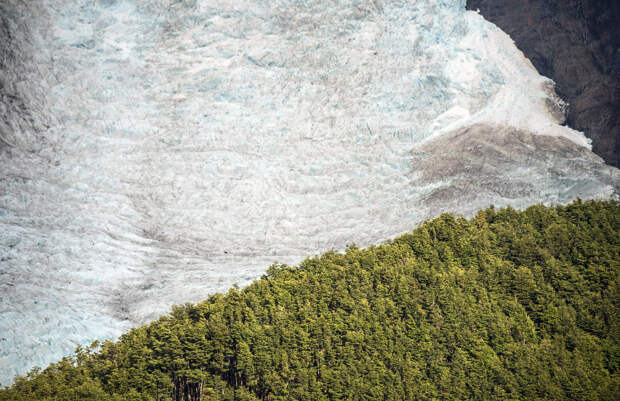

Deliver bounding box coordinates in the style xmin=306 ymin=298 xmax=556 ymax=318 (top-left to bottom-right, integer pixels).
xmin=0 ymin=0 xmax=617 ymax=385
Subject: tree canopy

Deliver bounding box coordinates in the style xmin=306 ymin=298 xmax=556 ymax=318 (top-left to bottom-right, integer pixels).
xmin=1 ymin=200 xmax=618 ymax=400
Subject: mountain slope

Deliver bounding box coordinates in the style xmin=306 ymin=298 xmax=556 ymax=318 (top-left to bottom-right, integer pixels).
xmin=467 ymin=0 xmax=620 ymax=167
xmin=1 ymin=200 xmax=618 ymax=400
xmin=0 ymin=0 xmax=618 ymax=384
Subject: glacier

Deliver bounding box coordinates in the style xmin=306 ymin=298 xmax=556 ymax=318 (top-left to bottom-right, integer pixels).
xmin=0 ymin=0 xmax=618 ymax=385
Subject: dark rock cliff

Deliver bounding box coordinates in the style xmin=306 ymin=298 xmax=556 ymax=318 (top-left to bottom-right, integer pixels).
xmin=467 ymin=0 xmax=620 ymax=167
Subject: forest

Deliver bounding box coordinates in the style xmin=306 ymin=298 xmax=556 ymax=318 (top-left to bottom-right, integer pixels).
xmin=1 ymin=200 xmax=618 ymax=400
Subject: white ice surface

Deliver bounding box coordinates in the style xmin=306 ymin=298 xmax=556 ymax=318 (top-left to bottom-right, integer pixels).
xmin=0 ymin=0 xmax=615 ymax=385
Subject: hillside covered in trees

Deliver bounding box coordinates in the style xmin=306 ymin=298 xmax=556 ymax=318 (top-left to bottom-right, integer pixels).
xmin=1 ymin=200 xmax=618 ymax=401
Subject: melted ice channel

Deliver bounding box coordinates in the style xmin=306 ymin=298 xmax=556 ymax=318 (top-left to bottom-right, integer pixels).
xmin=0 ymin=0 xmax=616 ymax=384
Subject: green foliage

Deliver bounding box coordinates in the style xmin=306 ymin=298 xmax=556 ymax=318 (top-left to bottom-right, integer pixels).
xmin=2 ymin=200 xmax=618 ymax=400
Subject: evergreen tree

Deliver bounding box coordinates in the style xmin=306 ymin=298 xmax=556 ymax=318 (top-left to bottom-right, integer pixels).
xmin=1 ymin=200 xmax=618 ymax=400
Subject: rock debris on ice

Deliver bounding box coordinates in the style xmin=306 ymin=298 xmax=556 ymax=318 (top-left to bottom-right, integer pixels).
xmin=0 ymin=0 xmax=617 ymax=385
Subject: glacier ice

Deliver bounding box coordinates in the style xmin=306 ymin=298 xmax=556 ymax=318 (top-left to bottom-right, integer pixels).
xmin=0 ymin=0 xmax=618 ymax=385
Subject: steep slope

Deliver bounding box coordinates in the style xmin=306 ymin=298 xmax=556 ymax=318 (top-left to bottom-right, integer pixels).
xmin=1 ymin=201 xmax=618 ymax=400
xmin=467 ymin=0 xmax=620 ymax=167
xmin=0 ymin=0 xmax=618 ymax=384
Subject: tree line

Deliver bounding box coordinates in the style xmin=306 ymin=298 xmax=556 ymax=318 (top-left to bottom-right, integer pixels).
xmin=1 ymin=199 xmax=618 ymax=400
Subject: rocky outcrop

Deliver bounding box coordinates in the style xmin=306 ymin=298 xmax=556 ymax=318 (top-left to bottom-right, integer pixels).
xmin=0 ymin=0 xmax=618 ymax=386
xmin=467 ymin=0 xmax=620 ymax=167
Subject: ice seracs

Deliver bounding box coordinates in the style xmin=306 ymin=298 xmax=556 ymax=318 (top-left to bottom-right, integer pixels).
xmin=0 ymin=0 xmax=617 ymax=385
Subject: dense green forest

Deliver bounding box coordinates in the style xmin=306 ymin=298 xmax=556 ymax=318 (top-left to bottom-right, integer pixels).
xmin=1 ymin=200 xmax=618 ymax=400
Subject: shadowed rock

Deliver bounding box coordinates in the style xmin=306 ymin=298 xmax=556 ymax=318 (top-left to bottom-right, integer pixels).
xmin=0 ymin=0 xmax=618 ymax=385
xmin=467 ymin=0 xmax=620 ymax=167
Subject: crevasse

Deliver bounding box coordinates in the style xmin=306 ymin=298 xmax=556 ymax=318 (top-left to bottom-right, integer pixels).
xmin=0 ymin=0 xmax=616 ymax=385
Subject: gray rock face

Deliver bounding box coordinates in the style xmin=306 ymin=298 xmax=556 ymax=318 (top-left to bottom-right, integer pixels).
xmin=467 ymin=0 xmax=620 ymax=167
xmin=0 ymin=0 xmax=617 ymax=385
